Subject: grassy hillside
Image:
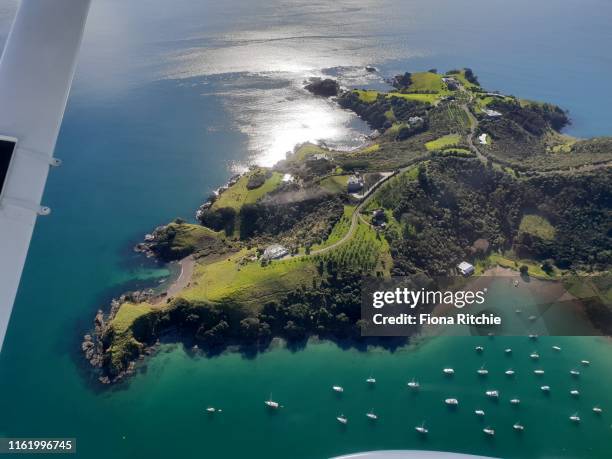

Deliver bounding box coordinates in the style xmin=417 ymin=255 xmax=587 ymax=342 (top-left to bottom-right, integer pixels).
xmin=212 ymin=169 xmax=283 ymax=212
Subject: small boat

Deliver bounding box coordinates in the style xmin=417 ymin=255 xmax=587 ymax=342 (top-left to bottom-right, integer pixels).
xmin=505 ymin=369 xmax=515 ymax=376
xmin=206 ymin=407 xmax=217 ymax=413
xmin=486 ymin=390 xmax=499 ymax=399
xmin=593 ymin=406 xmax=603 ymax=414
xmin=541 ymin=385 xmax=551 ymax=392
xmin=570 ymin=389 xmax=580 ymax=397
xmin=407 ymin=379 xmax=420 ymax=389
xmin=477 ymin=366 xmax=489 ymax=376
xmin=366 ymin=410 xmax=378 ymax=420
xmin=337 ymin=414 xmax=348 ymax=424
xmin=443 ymin=368 xmax=455 ymax=375
xmin=415 ymin=422 xmax=428 ymax=434
xmin=332 ymin=385 xmax=344 ymax=393
xmin=569 ymin=413 xmax=580 ymax=423
xmin=528 ymin=334 xmax=538 ymax=340
xmin=528 ymin=315 xmax=537 ymax=322
xmin=265 ymin=395 xmax=280 ymax=409
xmin=513 ymin=423 xmax=524 ymax=431
xmin=513 ymin=280 xmax=519 ymax=287
xmin=581 ymin=360 xmax=591 ymax=366
xmin=570 ymin=369 xmax=580 ymax=376
xmin=515 ymin=309 xmax=522 ymax=314
xmin=505 ymin=348 xmax=512 ymax=354
xmin=445 ymin=398 xmax=459 ymax=406
xmin=483 ymin=427 xmax=495 ymax=436
xmin=534 ymin=369 xmax=545 ymax=375
xmin=530 ymin=352 xmax=540 ymax=360
xmin=552 ymin=345 xmax=562 ymax=351
xmin=475 ymin=346 xmax=484 ymax=353
xmin=475 ymin=409 xmax=485 ymax=416
xmin=366 ymin=377 xmax=376 ymax=384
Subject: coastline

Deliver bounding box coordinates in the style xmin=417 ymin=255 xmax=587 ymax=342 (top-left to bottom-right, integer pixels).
xmin=82 ymin=68 xmax=612 ymax=386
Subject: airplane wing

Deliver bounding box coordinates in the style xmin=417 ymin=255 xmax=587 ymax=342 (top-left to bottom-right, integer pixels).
xmin=0 ymin=0 xmax=91 ymax=350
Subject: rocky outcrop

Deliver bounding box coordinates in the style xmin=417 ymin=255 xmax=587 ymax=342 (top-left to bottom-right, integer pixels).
xmin=304 ymin=78 xmax=339 ymax=97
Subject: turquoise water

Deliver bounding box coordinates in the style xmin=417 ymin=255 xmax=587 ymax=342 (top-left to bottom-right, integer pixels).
xmin=1 ymin=1 xmax=611 ymax=457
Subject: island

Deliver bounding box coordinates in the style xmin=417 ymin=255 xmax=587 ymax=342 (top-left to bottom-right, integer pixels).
xmin=82 ymin=68 xmax=612 ymax=384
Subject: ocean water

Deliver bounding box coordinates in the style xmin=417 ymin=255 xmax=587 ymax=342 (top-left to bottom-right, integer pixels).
xmin=0 ymin=1 xmax=611 ymax=458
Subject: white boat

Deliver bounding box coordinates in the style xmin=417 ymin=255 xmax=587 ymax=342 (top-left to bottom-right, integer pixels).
xmin=337 ymin=414 xmax=348 ymax=424
xmin=366 ymin=410 xmax=378 ymax=420
xmin=593 ymin=406 xmax=603 ymax=414
xmin=505 ymin=348 xmax=512 ymax=354
xmin=513 ymin=423 xmax=524 ymax=431
xmin=534 ymin=369 xmax=545 ymax=375
xmin=552 ymin=345 xmax=562 ymax=351
xmin=415 ymin=422 xmax=428 ymax=434
xmin=541 ymin=385 xmax=551 ymax=392
xmin=515 ymin=309 xmax=522 ymax=314
xmin=366 ymin=377 xmax=376 ymax=384
xmin=206 ymin=407 xmax=217 ymax=413
xmin=443 ymin=368 xmax=455 ymax=375
xmin=475 ymin=346 xmax=484 ymax=353
xmin=265 ymin=399 xmax=280 ymax=409
xmin=505 ymin=369 xmax=515 ymax=376
xmin=477 ymin=366 xmax=489 ymax=376
xmin=332 ymin=385 xmax=344 ymax=393
xmin=530 ymin=352 xmax=540 ymax=360
xmin=581 ymin=360 xmax=591 ymax=366
xmin=570 ymin=369 xmax=580 ymax=376
xmin=486 ymin=390 xmax=499 ymax=399
xmin=570 ymin=389 xmax=580 ymax=397
xmin=445 ymin=398 xmax=459 ymax=406
xmin=407 ymin=379 xmax=420 ymax=389
xmin=475 ymin=409 xmax=485 ymax=416
xmin=528 ymin=315 xmax=537 ymax=322
xmin=513 ymin=280 xmax=519 ymax=287
xmin=528 ymin=334 xmax=538 ymax=340
xmin=483 ymin=427 xmax=495 ymax=436
xmin=510 ymin=399 xmax=520 ymax=405
xmin=569 ymin=413 xmax=580 ymax=423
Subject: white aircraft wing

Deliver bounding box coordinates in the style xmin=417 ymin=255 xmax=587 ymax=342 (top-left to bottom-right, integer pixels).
xmin=0 ymin=0 xmax=91 ymax=350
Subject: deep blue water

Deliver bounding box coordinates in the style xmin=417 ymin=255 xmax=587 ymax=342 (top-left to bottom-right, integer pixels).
xmin=0 ymin=1 xmax=611 ymax=458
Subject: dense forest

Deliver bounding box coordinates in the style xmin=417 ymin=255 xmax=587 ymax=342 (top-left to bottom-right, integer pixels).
xmin=379 ymin=157 xmax=611 ymax=275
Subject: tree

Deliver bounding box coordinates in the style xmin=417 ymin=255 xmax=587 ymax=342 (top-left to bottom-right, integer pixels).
xmin=519 ymin=265 xmax=529 ymax=276
xmin=541 ymin=260 xmax=554 ymax=275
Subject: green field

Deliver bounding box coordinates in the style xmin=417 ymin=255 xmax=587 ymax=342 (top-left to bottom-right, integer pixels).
xmin=447 ymin=69 xmax=480 ymax=89
xmin=354 ymin=89 xmax=379 ymax=103
xmin=519 ymin=214 xmax=556 ymax=240
xmin=361 ymin=144 xmax=381 ymax=154
xmin=405 ymin=71 xmax=447 ymax=92
xmin=425 ymin=134 xmax=461 ymax=151
xmin=212 ymin=170 xmax=282 ymax=211
xmin=110 ymin=302 xmax=155 ymax=334
xmin=475 ymin=252 xmax=558 ymax=279
xmin=181 ymin=251 xmax=317 ymax=310
xmin=319 ymin=175 xmax=349 ymax=194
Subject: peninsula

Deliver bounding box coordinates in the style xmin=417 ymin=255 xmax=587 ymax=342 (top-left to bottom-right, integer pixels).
xmin=82 ymin=68 xmax=612 ymax=384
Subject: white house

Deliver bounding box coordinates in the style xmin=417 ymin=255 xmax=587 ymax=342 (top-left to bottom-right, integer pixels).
xmin=457 ymin=261 xmax=475 ymax=276
xmin=262 ymin=244 xmax=289 ymax=261
xmin=483 ymin=108 xmax=502 ymax=118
